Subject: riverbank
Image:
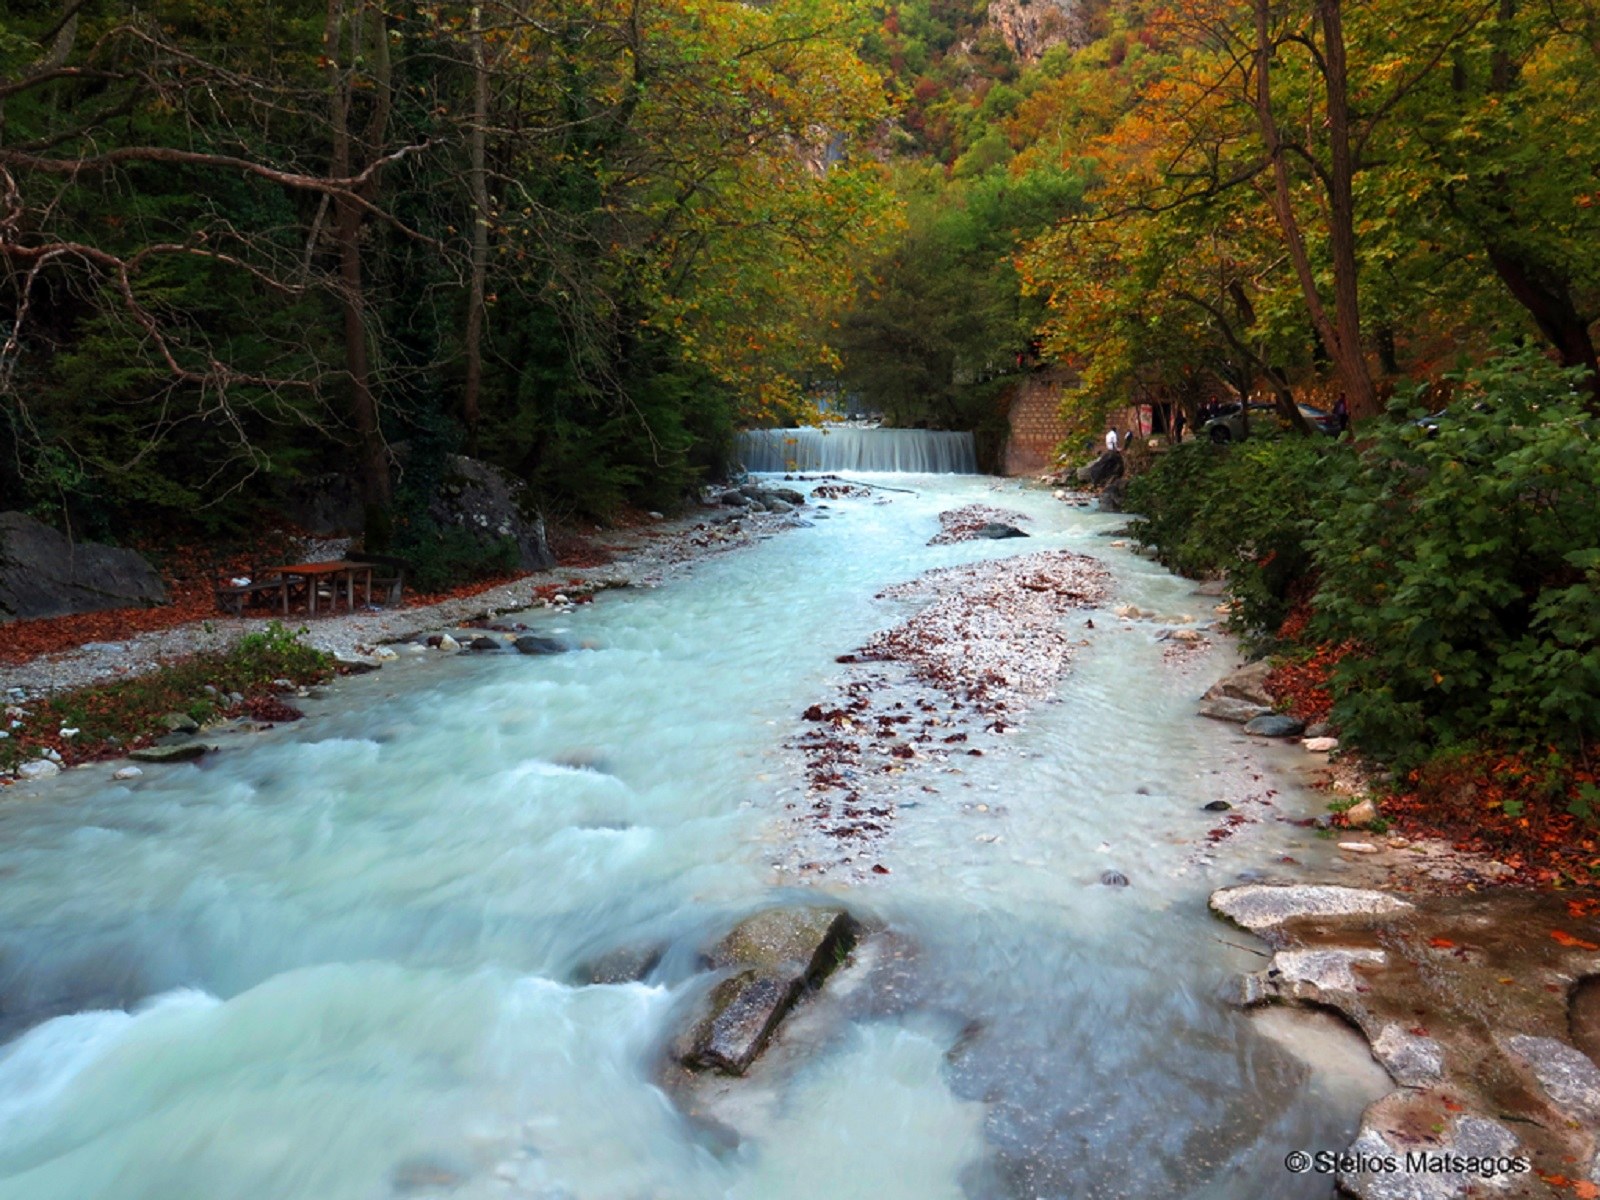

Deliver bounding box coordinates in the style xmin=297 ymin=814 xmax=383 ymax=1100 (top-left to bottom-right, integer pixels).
xmin=0 ymin=503 xmax=803 ymax=704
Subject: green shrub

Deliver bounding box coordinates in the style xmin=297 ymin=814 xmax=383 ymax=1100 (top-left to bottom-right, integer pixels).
xmin=393 ymin=519 xmax=520 ymax=594
xmin=1311 ymin=350 xmax=1600 ymax=769
xmin=1127 ymin=435 xmax=1339 ymax=639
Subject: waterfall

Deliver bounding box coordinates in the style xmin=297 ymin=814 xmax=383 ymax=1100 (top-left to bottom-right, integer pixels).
xmin=736 ymin=428 xmax=979 ymax=474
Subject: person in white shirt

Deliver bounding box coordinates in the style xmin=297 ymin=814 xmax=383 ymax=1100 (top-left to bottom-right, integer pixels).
xmin=1105 ymin=429 xmax=1119 ymax=452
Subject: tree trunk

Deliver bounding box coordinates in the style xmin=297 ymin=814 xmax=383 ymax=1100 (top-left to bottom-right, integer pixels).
xmin=325 ymin=0 xmax=391 ymax=522
xmin=1252 ymin=0 xmax=1379 ymax=422
xmin=463 ymin=5 xmax=489 ymax=455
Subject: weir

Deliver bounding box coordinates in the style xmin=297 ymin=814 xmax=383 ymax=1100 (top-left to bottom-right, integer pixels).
xmin=736 ymin=427 xmax=978 ymax=474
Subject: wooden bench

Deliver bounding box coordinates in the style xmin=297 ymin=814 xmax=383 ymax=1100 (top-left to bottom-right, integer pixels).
xmin=213 ymin=569 xmax=295 ymax=616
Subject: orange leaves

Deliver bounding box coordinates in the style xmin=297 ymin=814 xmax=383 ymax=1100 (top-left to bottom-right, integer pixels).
xmin=1550 ymin=930 xmax=1600 ymax=951
xmin=1427 ymin=936 xmax=1456 ymax=949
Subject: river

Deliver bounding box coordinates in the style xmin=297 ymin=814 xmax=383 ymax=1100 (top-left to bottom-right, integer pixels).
xmin=0 ymin=475 xmax=1387 ymax=1199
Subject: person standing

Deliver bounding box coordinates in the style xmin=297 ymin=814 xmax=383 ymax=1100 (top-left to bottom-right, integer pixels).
xmin=1105 ymin=428 xmax=1119 ymax=452
xmin=1333 ymin=394 xmax=1349 ymax=433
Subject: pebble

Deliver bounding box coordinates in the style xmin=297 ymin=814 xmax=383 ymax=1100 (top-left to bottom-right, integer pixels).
xmin=113 ymin=766 xmax=143 ymax=780
xmin=1338 ymin=841 xmax=1380 ymax=854
xmin=1303 ymin=736 xmax=1339 ymax=752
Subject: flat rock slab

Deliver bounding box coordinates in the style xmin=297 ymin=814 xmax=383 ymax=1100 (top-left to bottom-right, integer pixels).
xmin=683 ymin=970 xmax=805 ymax=1075
xmin=707 ymin=906 xmax=860 ymax=984
xmin=1218 ymin=887 xmax=1600 ymax=1198
xmin=1198 ymin=696 xmax=1272 ymax=724
xmin=1505 ymin=1034 xmax=1600 ymax=1126
xmin=1373 ymin=1024 xmax=1446 ymax=1086
xmin=1272 ymin=947 xmax=1387 ymax=994
xmin=1341 ymin=1107 xmax=1528 ymax=1200
xmin=976 ymin=523 xmax=1029 ymax=539
xmin=128 ymin=742 xmax=209 ymax=763
xmin=1211 ymin=884 xmax=1413 ymax=931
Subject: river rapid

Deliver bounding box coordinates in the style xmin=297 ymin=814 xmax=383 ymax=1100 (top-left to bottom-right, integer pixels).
xmin=0 ymin=476 xmax=1387 ymax=1199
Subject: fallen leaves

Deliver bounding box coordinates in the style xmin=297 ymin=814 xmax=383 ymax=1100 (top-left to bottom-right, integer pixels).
xmin=1550 ymin=930 xmax=1600 ymax=951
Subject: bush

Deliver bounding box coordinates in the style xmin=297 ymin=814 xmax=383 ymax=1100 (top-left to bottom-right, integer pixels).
xmin=1127 ymin=435 xmax=1339 ymax=639
xmin=1311 ymin=351 xmax=1600 ymax=770
xmin=393 ymin=519 xmax=520 ymax=594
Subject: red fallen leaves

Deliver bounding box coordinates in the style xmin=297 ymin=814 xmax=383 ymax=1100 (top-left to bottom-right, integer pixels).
xmin=1383 ymin=749 xmax=1600 ymax=891
xmin=245 ymin=696 xmax=304 ymax=723
xmin=1427 ymin=937 xmax=1456 ymax=949
xmin=1263 ymin=642 xmax=1355 ymax=724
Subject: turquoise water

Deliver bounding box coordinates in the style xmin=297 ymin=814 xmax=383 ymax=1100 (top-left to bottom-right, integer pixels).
xmin=0 ymin=478 xmax=1380 ymax=1198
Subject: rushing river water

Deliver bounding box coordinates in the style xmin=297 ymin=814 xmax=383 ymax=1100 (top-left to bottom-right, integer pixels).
xmin=0 ymin=477 xmax=1388 ymax=1199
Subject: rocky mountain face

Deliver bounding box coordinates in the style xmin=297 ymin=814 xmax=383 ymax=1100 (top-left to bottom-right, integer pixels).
xmin=986 ymin=0 xmax=1087 ymax=61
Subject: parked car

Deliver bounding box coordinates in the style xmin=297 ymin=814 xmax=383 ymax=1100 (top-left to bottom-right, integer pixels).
xmin=1203 ymin=401 xmax=1340 ymax=442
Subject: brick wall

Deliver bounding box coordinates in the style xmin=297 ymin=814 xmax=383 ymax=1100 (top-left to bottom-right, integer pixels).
xmin=1003 ymin=368 xmax=1075 ymax=476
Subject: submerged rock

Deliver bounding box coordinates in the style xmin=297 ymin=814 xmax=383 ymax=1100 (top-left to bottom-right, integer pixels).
xmin=468 ymin=636 xmax=501 ymax=651
xmin=976 ymin=523 xmax=1029 ymax=539
xmin=1100 ymin=869 xmax=1130 ymax=888
xmin=129 ymin=742 xmax=209 ymax=763
xmin=1242 ymin=714 xmax=1305 ymax=738
xmin=513 ymin=635 xmax=567 ymax=656
xmin=578 ymin=943 xmax=664 ymax=986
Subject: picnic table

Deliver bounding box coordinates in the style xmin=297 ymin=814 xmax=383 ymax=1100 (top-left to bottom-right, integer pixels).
xmin=214 ymin=560 xmax=376 ymax=617
xmin=276 ymin=561 xmax=373 ymax=616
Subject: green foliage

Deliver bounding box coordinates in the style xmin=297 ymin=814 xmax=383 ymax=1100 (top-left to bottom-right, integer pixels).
xmin=392 ymin=519 xmax=520 ymax=595
xmin=1311 ymin=350 xmax=1600 ymax=768
xmin=1127 ymin=435 xmax=1339 ymax=638
xmin=2 ymin=622 xmax=331 ymax=772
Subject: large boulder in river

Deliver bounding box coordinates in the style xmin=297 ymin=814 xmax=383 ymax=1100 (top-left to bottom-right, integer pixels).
xmin=0 ymin=513 xmax=167 ymax=621
xmin=680 ymin=906 xmax=861 ymax=1076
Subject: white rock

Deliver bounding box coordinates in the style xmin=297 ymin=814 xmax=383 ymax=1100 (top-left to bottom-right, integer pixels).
xmin=1211 ymin=884 xmax=1411 ymax=930
xmin=437 ymin=634 xmax=461 ymax=653
xmin=1345 ymin=799 xmax=1379 ymax=826
xmin=1338 ymin=841 xmax=1380 ymax=854
xmin=113 ymin=766 xmax=143 ymax=780
xmin=59 ymin=726 xmax=80 ymax=738
xmin=17 ymin=760 xmax=60 ymax=780
xmin=1304 ymin=736 xmax=1340 ymax=752
xmin=372 ymin=646 xmax=399 ymax=661
xmin=1273 ymin=947 xmax=1386 ymax=993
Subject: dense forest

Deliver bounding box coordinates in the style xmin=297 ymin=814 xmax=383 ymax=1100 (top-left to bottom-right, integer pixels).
xmin=4 ymin=0 xmax=1596 ymax=531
